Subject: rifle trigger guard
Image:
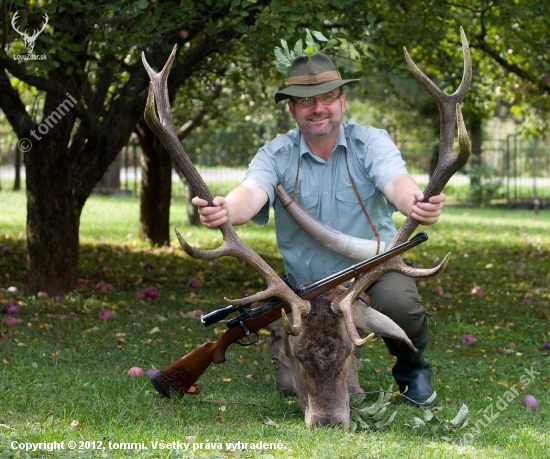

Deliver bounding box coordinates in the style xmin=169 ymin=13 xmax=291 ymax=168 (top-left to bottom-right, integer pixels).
xmin=236 ymin=320 xmax=258 ymax=346
xmin=237 ymin=332 xmax=258 ymax=346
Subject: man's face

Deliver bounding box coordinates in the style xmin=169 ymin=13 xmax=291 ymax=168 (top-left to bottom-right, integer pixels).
xmin=288 ymin=88 xmax=346 ymax=139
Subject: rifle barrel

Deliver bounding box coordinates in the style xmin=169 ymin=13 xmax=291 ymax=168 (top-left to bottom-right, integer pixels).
xmin=223 ymin=232 xmax=428 ymax=328
xmin=298 ymin=231 xmax=428 ymax=299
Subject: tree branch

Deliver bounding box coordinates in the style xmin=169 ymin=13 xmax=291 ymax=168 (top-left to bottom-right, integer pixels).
xmin=0 ymin=57 xmax=96 ymax=131
xmin=0 ymin=68 xmax=34 ymax=137
xmin=473 ymin=38 xmax=550 ymax=95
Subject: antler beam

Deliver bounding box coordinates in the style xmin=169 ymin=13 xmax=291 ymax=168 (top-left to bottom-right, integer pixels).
xmin=141 ymin=46 xmax=310 ymax=331
xmin=332 ymin=27 xmax=472 ymax=344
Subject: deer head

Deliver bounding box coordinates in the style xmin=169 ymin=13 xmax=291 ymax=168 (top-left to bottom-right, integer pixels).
xmin=11 ymin=11 xmax=49 ymax=54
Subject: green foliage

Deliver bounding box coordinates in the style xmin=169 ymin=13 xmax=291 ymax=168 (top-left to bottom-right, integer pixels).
xmin=467 ymin=162 xmax=504 ymax=207
xmin=274 ymin=29 xmax=337 ymax=77
xmin=349 ymin=385 xmax=397 ymax=432
xmin=406 ymin=398 xmax=469 ymax=440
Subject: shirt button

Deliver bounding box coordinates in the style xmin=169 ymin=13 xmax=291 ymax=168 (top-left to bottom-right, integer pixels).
xmin=324 ymin=191 xmax=329 ymax=195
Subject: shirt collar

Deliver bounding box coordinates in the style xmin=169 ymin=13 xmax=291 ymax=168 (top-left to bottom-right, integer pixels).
xmin=298 ymin=123 xmax=347 ymax=160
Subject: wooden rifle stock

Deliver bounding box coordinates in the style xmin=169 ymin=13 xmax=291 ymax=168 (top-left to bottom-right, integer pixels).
xmin=150 ymin=232 xmax=428 ymax=398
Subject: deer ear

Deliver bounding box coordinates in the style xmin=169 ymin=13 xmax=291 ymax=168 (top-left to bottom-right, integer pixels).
xmin=352 ymin=302 xmax=417 ymax=352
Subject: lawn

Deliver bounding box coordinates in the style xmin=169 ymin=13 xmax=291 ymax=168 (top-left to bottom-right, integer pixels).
xmin=0 ymin=190 xmax=549 ymax=458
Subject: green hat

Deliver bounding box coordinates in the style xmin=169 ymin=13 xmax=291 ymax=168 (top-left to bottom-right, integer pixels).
xmin=275 ymin=53 xmax=359 ymax=103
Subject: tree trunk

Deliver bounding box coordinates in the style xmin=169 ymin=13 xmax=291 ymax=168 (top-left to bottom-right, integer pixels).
xmin=25 ymin=120 xmax=81 ymax=295
xmin=14 ymin=145 xmax=21 ymax=191
xmin=468 ymin=116 xmax=483 ymax=205
xmin=136 ymin=120 xmax=172 ymax=246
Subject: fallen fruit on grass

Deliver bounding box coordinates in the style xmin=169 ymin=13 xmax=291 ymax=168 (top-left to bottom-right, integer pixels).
xmin=95 ymin=282 xmax=114 ymax=292
xmin=144 ymin=286 xmax=158 ymax=299
xmin=543 ymin=341 xmax=550 ymax=351
xmin=2 ymin=301 xmax=20 ymax=315
xmin=2 ymin=317 xmax=20 ymax=326
xmin=77 ymin=278 xmax=88 ymax=287
xmin=520 ymin=395 xmax=538 ymax=410
xmin=187 ymin=278 xmax=200 ymax=289
xmin=128 ymin=366 xmax=144 ymax=377
xmin=142 ymin=262 xmax=154 ymax=271
xmin=135 ymin=291 xmax=146 ymax=300
xmin=471 ymin=286 xmax=483 ymax=295
xmin=432 ymin=286 xmax=443 ymax=295
xmin=461 ymin=334 xmax=475 ymax=345
xmin=98 ymin=309 xmax=113 ymax=320
xmin=193 ymin=309 xmax=203 ymax=317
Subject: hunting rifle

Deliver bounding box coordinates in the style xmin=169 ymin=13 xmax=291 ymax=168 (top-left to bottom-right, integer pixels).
xmin=150 ymin=231 xmax=428 ymax=398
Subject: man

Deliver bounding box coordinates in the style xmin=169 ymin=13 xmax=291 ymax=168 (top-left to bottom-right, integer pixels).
xmin=192 ymin=53 xmax=445 ymax=406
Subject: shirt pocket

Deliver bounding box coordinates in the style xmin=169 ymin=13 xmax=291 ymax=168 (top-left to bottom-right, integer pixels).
xmin=335 ymin=184 xmax=376 ymax=236
xmin=297 ymin=195 xmax=319 ymax=213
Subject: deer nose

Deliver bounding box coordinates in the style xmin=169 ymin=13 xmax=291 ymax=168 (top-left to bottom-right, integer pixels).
xmin=311 ymin=414 xmax=349 ymax=429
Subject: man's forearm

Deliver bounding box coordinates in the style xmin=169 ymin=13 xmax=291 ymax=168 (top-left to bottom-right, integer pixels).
xmin=384 ymin=174 xmax=421 ymax=217
xmin=225 ymin=184 xmax=269 ymax=226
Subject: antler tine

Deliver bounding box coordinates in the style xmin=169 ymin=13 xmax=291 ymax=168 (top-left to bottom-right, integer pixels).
xmin=142 ymin=47 xmax=310 ymax=331
xmin=333 ymin=253 xmax=450 ymax=347
xmin=11 ymin=11 xmax=25 ymax=37
xmin=37 ymin=13 xmax=49 ymax=35
xmin=332 ymin=28 xmax=472 ymax=345
xmin=390 ymin=29 xmax=472 ymax=247
xmin=403 ymin=27 xmax=471 ymax=108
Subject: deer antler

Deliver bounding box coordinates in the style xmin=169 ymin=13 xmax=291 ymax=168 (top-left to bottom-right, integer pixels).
xmin=333 ymin=27 xmax=472 ymax=346
xmin=141 ymin=45 xmax=310 ymax=333
xmin=11 ymin=12 xmax=26 ymax=38
xmin=35 ymin=13 xmax=49 ymax=37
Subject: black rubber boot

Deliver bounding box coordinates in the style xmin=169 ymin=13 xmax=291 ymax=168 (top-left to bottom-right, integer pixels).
xmin=383 ymin=322 xmax=438 ymax=407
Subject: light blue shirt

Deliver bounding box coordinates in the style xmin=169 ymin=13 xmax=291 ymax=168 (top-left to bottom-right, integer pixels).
xmin=242 ymin=120 xmax=408 ymax=285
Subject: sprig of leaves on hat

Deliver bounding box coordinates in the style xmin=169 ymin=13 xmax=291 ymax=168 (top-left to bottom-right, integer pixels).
xmin=274 ymin=29 xmax=338 ymax=78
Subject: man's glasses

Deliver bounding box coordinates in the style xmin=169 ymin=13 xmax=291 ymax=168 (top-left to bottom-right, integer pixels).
xmin=291 ymin=93 xmax=342 ymax=108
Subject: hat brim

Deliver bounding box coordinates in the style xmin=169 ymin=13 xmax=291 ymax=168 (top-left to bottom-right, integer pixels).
xmin=275 ymin=79 xmax=359 ymax=103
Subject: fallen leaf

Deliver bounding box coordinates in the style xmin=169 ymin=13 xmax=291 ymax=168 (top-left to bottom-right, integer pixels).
xmin=70 ymin=420 xmax=81 ymax=430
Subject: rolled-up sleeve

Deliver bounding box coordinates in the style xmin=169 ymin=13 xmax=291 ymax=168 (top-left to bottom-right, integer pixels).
xmin=242 ymin=146 xmax=279 ymax=225
xmin=362 ymin=129 xmax=408 ymax=192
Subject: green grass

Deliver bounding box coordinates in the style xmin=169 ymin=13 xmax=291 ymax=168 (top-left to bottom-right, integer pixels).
xmin=1 ymin=190 xmax=549 ymax=458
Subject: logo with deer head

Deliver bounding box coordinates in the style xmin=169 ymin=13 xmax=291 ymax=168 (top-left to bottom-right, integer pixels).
xmin=11 ymin=11 xmax=48 ymax=55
